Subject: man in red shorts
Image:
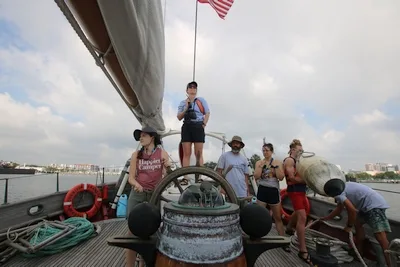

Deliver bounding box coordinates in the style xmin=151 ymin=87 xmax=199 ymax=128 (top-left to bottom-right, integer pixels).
xmin=283 ymin=139 xmax=312 ymax=265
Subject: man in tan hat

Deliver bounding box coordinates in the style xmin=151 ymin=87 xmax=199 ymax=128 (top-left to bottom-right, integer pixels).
xmin=216 ymin=136 xmax=250 ymax=198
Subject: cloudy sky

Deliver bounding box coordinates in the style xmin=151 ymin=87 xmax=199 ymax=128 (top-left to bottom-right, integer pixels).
xmin=0 ymin=0 xmax=399 ymax=171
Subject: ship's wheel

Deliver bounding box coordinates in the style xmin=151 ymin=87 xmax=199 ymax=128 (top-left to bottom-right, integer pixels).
xmin=149 ymin=166 xmax=238 ymax=206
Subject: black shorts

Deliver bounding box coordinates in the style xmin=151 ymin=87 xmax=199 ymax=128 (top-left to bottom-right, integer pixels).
xmin=181 ymin=122 xmax=205 ymax=143
xmin=257 ymin=185 xmax=280 ymax=205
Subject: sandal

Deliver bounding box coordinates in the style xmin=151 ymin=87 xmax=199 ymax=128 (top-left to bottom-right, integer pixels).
xmin=285 ymin=228 xmax=295 ymax=236
xmin=298 ymin=251 xmax=313 ymax=266
xmin=282 ymin=245 xmax=291 ymax=253
xmin=180 ymin=179 xmax=189 ymax=185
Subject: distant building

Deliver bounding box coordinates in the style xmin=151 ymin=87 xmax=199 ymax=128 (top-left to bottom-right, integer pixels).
xmin=365 ymin=163 xmax=375 ymax=171
xmin=364 ymin=162 xmax=399 ymax=172
xmin=72 ymin=164 xmax=99 ymax=172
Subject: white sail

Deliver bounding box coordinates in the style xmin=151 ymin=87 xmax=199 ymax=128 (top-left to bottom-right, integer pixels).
xmin=97 ymin=0 xmax=166 ymax=131
xmin=56 ymin=0 xmax=166 ymax=132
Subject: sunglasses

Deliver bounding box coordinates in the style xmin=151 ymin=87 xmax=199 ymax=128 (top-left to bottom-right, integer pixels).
xmin=262 ymin=143 xmax=273 ymax=152
xmin=188 ymin=85 xmax=197 ymax=89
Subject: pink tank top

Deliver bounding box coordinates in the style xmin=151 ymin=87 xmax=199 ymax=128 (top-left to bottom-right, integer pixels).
xmin=135 ymin=147 xmax=163 ymax=190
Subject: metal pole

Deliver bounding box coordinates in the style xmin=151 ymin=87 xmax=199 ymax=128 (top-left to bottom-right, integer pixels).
xmin=192 ymin=0 xmax=199 ymax=81
xmin=163 ymin=0 xmax=167 ymax=26
xmin=56 ymin=172 xmax=60 ymax=192
xmin=110 ymin=159 xmax=131 ymax=211
xmin=3 ymin=178 xmax=8 ymax=204
xmin=102 ymin=167 xmax=105 ymax=184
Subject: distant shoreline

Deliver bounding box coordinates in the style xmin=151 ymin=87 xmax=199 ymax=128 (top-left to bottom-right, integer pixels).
xmin=360 ymin=180 xmax=399 ymax=184
xmin=57 ymin=172 xmax=120 ymax=176
xmin=34 ymin=172 xmax=120 ymax=176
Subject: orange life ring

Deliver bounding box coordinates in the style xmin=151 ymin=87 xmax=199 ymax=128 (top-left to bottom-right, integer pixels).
xmin=63 ymin=183 xmax=103 ymax=219
xmin=280 ymin=188 xmax=310 ymax=223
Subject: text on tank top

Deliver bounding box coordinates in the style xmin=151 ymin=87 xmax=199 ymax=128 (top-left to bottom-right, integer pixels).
xmin=258 ymin=158 xmax=279 ymax=189
xmin=135 ymin=147 xmax=163 ymax=190
xmin=283 ymin=156 xmax=306 ymax=192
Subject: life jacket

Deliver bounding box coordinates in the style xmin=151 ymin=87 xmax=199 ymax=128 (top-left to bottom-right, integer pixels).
xmin=283 ymin=156 xmax=306 ymax=192
xmin=195 ymin=98 xmax=205 ymax=115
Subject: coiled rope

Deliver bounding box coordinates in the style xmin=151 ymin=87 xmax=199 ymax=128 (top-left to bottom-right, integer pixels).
xmin=21 ymin=217 xmax=97 ymax=257
xmin=290 ymin=219 xmax=368 ymax=266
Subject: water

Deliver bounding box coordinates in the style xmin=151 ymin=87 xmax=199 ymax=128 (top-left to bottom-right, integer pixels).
xmin=0 ymin=173 xmax=120 ymax=204
xmin=1 ymin=174 xmax=400 ymax=221
xmin=362 ymin=183 xmax=400 ymax=220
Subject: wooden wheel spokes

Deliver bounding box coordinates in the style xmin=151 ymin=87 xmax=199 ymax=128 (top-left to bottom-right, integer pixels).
xmin=150 ymin=166 xmax=238 ymax=207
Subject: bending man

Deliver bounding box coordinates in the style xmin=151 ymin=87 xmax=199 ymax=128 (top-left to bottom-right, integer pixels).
xmin=321 ymin=182 xmax=391 ymax=266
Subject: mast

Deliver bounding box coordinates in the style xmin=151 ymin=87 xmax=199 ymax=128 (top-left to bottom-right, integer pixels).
xmin=163 ymin=0 xmax=167 ymax=26
xmin=193 ymin=0 xmax=199 ymax=81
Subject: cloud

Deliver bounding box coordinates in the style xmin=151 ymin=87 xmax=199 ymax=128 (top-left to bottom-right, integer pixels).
xmin=0 ymin=0 xmax=400 ymax=171
xmin=353 ymin=110 xmax=391 ymax=126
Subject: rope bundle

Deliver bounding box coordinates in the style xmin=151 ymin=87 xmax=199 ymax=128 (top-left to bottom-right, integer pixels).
xmin=21 ymin=217 xmax=96 ymax=257
xmin=289 ymin=220 xmax=368 ymax=266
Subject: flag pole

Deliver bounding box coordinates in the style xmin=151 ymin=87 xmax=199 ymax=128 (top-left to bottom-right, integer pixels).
xmin=192 ymin=0 xmax=199 ymax=81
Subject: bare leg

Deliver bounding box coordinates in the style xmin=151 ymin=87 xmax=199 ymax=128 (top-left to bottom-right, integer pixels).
xmin=256 ymin=200 xmax=267 ymax=208
xmin=272 ymin=204 xmax=291 ymax=252
xmin=182 ymin=142 xmax=192 ymax=181
xmin=194 ymin=142 xmax=204 ymax=182
xmin=295 ymin=209 xmax=307 ymax=252
xmin=354 ymin=219 xmax=365 ymax=256
xmin=194 ymin=142 xmax=204 ymax=166
xmin=271 ymin=204 xmax=285 ymax=236
xmin=182 ymin=142 xmax=192 ymax=167
xmin=126 ymin=248 xmax=137 ymax=267
xmin=126 ymin=230 xmax=139 ymax=267
xmin=137 ymin=255 xmax=145 ymax=267
xmin=286 ymin=212 xmax=297 ymax=234
xmin=374 ymin=231 xmax=390 ymax=267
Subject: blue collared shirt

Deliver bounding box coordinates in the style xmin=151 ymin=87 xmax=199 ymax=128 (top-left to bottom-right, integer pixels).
xmin=177 ymin=97 xmax=210 ymax=122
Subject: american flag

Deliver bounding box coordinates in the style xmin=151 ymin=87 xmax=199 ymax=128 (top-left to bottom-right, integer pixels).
xmin=198 ymin=0 xmax=234 ymax=20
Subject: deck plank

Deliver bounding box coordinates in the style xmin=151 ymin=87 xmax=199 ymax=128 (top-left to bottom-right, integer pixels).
xmin=256 ymin=227 xmax=374 ymax=267
xmin=2 ymin=218 xmax=128 ymax=267
xmin=3 ymin=220 xmax=374 ymax=267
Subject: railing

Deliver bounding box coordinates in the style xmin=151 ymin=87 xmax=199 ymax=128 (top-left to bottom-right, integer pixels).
xmin=0 ymin=173 xmax=60 ymax=205
xmin=371 ymin=188 xmax=400 ymax=195
xmin=0 ymin=168 xmax=107 ymax=205
xmin=310 ymin=186 xmax=400 ymax=197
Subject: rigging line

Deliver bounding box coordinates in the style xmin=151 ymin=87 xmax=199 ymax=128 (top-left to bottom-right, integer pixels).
xmin=193 ymin=0 xmax=199 ymax=81
xmin=163 ymin=0 xmax=167 ymax=26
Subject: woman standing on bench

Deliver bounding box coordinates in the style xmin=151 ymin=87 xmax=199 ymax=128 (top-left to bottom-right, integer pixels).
xmin=176 ymin=81 xmax=210 ymax=184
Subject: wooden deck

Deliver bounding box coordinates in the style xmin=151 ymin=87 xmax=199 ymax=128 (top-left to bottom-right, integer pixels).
xmin=3 ymin=219 xmax=374 ymax=267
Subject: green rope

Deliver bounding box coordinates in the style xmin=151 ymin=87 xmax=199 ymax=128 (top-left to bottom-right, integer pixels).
xmin=22 ymin=217 xmax=96 ymax=257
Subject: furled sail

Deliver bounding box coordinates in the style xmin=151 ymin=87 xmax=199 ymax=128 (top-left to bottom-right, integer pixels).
xmin=55 ymin=0 xmax=166 ymax=132
xmin=297 ymin=154 xmax=346 ymax=197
